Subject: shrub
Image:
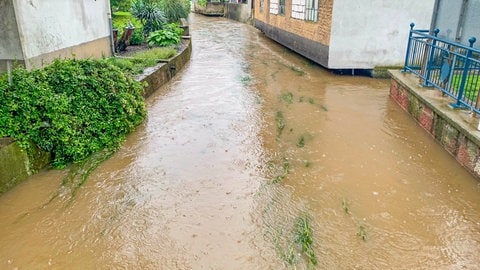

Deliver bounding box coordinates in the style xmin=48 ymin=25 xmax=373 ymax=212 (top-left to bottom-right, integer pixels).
xmin=0 ymin=59 xmax=146 ymax=168
xmin=159 ymin=0 xmax=189 ymax=23
xmin=111 ymin=0 xmax=132 ymax=11
xmin=147 ymin=23 xmax=184 ymax=47
xmin=132 ymin=0 xmax=166 ymax=37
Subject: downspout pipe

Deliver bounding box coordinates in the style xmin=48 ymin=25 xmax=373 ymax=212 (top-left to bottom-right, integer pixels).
xmin=106 ymin=0 xmax=116 ymax=56
xmin=456 ymin=0 xmax=468 ymax=42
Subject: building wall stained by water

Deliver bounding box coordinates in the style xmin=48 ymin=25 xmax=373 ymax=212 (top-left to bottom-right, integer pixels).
xmin=254 ymin=0 xmax=436 ymax=70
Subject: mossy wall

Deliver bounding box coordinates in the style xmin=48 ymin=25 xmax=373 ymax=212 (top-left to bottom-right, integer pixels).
xmin=0 ymin=139 xmax=50 ymax=194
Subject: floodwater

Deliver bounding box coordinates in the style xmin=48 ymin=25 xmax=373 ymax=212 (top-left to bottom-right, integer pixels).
xmin=1 ymin=14 xmax=480 ymax=269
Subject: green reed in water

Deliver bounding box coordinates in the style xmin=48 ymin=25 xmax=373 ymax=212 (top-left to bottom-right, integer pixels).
xmin=295 ymin=214 xmax=318 ymax=266
xmin=276 ymin=111 xmax=286 ymax=136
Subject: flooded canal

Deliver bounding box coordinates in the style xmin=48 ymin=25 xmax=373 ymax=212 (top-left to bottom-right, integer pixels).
xmin=1 ymin=14 xmax=480 ymax=269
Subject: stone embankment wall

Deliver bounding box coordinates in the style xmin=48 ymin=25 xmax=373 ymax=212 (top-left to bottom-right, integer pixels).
xmin=389 ymin=70 xmax=480 ymax=179
xmin=0 ymin=38 xmax=192 ymax=195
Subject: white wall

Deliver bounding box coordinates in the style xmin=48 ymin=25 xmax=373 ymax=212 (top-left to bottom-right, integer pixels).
xmin=12 ymin=0 xmax=111 ymax=60
xmin=328 ymin=0 xmax=435 ymax=69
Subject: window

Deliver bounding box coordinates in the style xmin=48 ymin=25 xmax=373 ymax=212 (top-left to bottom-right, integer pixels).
xmin=305 ymin=0 xmax=319 ymax=22
xmin=291 ymin=0 xmax=305 ymax=20
xmin=291 ymin=0 xmax=319 ymax=21
xmin=279 ymin=0 xmax=285 ymax=15
xmin=270 ymin=0 xmax=279 ymax=14
xmin=260 ymin=0 xmax=264 ymax=12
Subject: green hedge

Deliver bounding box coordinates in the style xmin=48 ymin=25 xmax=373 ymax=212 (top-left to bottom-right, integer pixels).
xmin=0 ymin=58 xmax=147 ymax=168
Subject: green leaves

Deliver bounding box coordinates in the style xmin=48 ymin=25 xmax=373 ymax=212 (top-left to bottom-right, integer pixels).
xmin=132 ymin=0 xmax=167 ymax=37
xmin=147 ymin=23 xmax=184 ymax=47
xmin=0 ymin=58 xmax=146 ymax=168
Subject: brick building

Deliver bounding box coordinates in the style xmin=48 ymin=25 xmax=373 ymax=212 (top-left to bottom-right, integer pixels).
xmin=254 ymin=0 xmax=435 ymax=72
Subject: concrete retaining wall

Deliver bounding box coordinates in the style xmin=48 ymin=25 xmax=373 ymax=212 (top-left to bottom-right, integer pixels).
xmin=0 ymin=38 xmax=193 ymax=195
xmin=225 ymin=3 xmax=252 ymax=23
xmin=389 ymin=69 xmax=480 ymax=179
xmin=194 ymin=2 xmax=225 ymax=16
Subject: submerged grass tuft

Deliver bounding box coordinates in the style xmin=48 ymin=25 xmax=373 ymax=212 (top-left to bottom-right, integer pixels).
xmin=357 ymin=224 xmax=367 ymax=241
xmin=240 ymin=75 xmax=252 ymax=86
xmin=342 ymin=197 xmax=349 ymax=214
xmin=290 ymin=66 xmax=306 ymax=76
xmin=271 ymin=158 xmax=290 ymax=184
xmin=281 ymin=92 xmax=294 ymax=104
xmin=297 ymin=135 xmax=305 ymax=148
xmin=275 ymin=111 xmax=286 ymax=136
xmin=295 ymin=214 xmax=318 ymax=266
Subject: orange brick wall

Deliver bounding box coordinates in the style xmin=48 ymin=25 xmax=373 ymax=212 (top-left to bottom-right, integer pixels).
xmin=254 ymin=0 xmax=333 ymax=46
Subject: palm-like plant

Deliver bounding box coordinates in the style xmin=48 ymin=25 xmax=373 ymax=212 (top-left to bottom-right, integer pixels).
xmin=131 ymin=0 xmax=166 ymax=37
xmin=159 ymin=0 xmax=189 ymax=23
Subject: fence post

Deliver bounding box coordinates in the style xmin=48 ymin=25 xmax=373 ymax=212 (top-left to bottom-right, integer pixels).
xmin=451 ymin=37 xmax=476 ymax=109
xmin=424 ymin=28 xmax=440 ymax=86
xmin=403 ymin=23 xmax=415 ymax=72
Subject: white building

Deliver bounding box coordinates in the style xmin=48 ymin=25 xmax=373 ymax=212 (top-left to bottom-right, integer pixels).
xmin=0 ymin=0 xmax=113 ymax=72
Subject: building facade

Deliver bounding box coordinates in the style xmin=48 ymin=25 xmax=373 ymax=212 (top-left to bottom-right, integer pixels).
xmin=430 ymin=0 xmax=480 ymax=48
xmin=254 ymin=0 xmax=436 ymax=70
xmin=0 ymin=0 xmax=113 ymax=72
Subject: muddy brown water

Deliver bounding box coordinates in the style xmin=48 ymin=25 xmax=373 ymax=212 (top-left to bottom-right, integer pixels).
xmin=1 ymin=14 xmax=480 ymax=269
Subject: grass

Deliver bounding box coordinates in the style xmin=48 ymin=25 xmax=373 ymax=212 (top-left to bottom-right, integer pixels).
xmin=290 ymin=65 xmax=305 ymax=76
xmin=134 ymin=47 xmax=177 ymax=60
xmin=357 ymin=224 xmax=367 ymax=241
xmin=108 ymin=47 xmax=177 ymax=75
xmin=342 ymin=197 xmax=349 ymax=214
xmin=272 ymin=158 xmax=290 ymax=184
xmin=275 ymin=111 xmax=286 ymax=136
xmin=450 ymin=74 xmax=480 ymax=102
xmin=297 ymin=135 xmax=305 ymax=148
xmin=294 ymin=215 xmax=318 ymax=266
xmin=240 ymin=75 xmax=252 ymax=86
xmin=281 ymin=92 xmax=294 ymax=104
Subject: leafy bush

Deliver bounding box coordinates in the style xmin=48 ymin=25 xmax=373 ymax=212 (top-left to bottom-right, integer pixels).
xmin=159 ymin=0 xmax=189 ymax=23
xmin=132 ymin=0 xmax=166 ymax=37
xmin=198 ymin=0 xmax=207 ymax=7
xmin=112 ymin=12 xmax=144 ymax=45
xmin=111 ymin=0 xmax=132 ymax=11
xmin=0 ymin=59 xmax=146 ymax=168
xmin=147 ymin=23 xmax=184 ymax=47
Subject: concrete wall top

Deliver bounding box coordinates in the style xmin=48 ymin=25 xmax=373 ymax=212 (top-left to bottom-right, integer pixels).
xmin=12 ymin=0 xmax=111 ymax=61
xmin=328 ymin=0 xmax=435 ymax=69
xmin=0 ymin=0 xmax=24 ymax=60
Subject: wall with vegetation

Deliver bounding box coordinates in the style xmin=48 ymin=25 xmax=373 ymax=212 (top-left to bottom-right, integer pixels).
xmin=328 ymin=0 xmax=435 ymax=69
xmin=12 ymin=0 xmax=112 ymax=69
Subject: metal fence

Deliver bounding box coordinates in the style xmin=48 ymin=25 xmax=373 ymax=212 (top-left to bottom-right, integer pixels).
xmin=404 ymin=23 xmax=480 ymax=114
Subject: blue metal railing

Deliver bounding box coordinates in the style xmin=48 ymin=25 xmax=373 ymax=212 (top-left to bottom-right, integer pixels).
xmin=404 ymin=23 xmax=480 ymax=114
